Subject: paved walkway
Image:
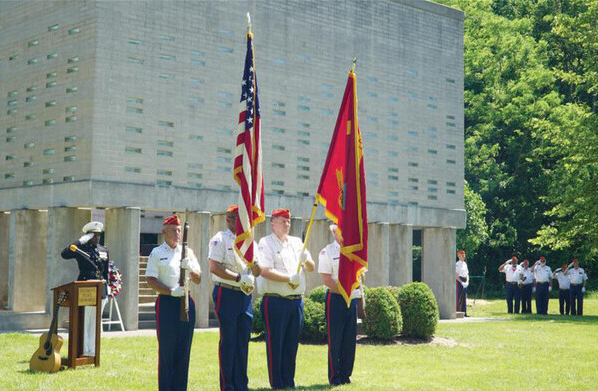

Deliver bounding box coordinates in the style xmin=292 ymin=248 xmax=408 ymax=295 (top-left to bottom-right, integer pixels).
xmin=439 ymin=317 xmax=513 ymax=323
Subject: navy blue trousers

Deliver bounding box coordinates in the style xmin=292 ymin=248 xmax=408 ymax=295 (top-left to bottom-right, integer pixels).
xmin=156 ymin=295 xmax=196 ymax=391
xmin=505 ymin=282 xmax=520 ymax=313
xmin=535 ymin=283 xmax=549 ymax=315
xmin=456 ymin=277 xmax=467 ymax=314
xmin=520 ymin=284 xmax=533 ymax=313
xmin=570 ymin=285 xmax=584 ymax=316
xmin=325 ymin=292 xmax=357 ymax=386
xmin=261 ymin=295 xmax=303 ymax=390
xmin=558 ymin=289 xmax=570 ymax=315
xmin=213 ymin=286 xmax=253 ymax=391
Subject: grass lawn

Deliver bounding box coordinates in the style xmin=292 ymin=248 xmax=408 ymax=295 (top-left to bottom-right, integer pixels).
xmin=1 ymin=298 xmax=597 ymax=390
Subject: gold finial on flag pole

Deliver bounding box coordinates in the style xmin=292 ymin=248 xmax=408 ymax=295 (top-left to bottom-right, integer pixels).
xmin=247 ymin=12 xmax=252 ymax=35
xmin=350 ymin=57 xmax=357 ymax=73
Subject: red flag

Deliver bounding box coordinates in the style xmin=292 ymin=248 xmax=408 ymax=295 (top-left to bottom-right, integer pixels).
xmin=233 ymin=29 xmax=265 ymax=265
xmin=316 ymin=70 xmax=368 ymax=306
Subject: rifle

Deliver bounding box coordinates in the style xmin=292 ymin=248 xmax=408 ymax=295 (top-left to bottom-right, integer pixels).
xmin=179 ymin=220 xmax=190 ymax=322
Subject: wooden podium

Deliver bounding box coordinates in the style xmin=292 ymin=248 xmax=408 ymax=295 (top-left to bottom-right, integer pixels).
xmin=52 ymin=280 xmax=104 ymax=369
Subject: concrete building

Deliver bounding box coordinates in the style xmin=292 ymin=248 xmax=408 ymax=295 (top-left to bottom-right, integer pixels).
xmin=0 ymin=0 xmax=465 ymax=330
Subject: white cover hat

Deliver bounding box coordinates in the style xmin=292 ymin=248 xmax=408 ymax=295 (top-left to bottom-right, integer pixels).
xmin=82 ymin=221 xmax=104 ymax=233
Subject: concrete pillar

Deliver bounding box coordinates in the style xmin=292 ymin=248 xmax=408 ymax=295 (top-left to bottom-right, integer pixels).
xmin=45 ymin=207 xmax=92 ymax=314
xmin=105 ymin=207 xmax=141 ymax=330
xmin=303 ymin=219 xmax=331 ymax=293
xmin=253 ymin=216 xmax=268 ymax=242
xmin=389 ymin=224 xmax=413 ymax=287
xmin=185 ymin=211 xmax=211 ymax=328
xmin=0 ymin=212 xmax=10 ymax=309
xmin=290 ymin=216 xmax=304 ymax=238
xmin=8 ymin=209 xmax=48 ymax=311
xmin=366 ymin=222 xmax=390 ymax=287
xmin=421 ymin=227 xmax=456 ymax=319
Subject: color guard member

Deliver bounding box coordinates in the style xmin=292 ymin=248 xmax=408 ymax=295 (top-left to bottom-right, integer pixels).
xmin=257 ymin=208 xmax=315 ymax=390
xmin=146 ymin=215 xmax=201 ymax=391
xmin=567 ymin=259 xmax=588 ymax=316
xmin=208 ymin=205 xmax=261 ymax=391
xmin=498 ymin=256 xmax=521 ymax=313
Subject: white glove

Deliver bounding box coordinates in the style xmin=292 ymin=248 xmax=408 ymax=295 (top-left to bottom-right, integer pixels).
xmin=181 ymin=257 xmax=199 ymax=274
xmin=171 ymin=286 xmax=185 ymax=297
xmin=549 ymin=286 xmax=552 ymax=292
xmin=79 ymin=233 xmax=94 ymax=244
xmin=462 ymin=281 xmax=469 ymax=288
xmin=299 ymin=251 xmax=308 ymax=265
xmin=240 ymin=274 xmax=255 ymax=287
xmin=582 ymin=287 xmax=586 ymax=293
xmin=289 ymin=273 xmax=301 ymax=286
xmin=532 ymin=287 xmax=536 ymax=294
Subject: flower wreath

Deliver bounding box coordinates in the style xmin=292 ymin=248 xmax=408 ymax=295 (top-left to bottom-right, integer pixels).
xmin=107 ymin=260 xmax=123 ymax=298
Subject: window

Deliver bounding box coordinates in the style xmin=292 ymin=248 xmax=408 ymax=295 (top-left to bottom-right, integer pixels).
xmin=446 ymin=78 xmax=455 ymax=83
xmin=297 ymin=55 xmax=311 ymax=62
xmin=45 ymin=101 xmax=56 ymax=107
xmin=67 ymin=66 xmax=79 ymax=73
xmin=190 ymin=59 xmax=205 ymax=66
xmin=5 ymin=155 xmax=15 ymax=160
xmin=64 ymin=146 xmax=76 ymax=152
xmin=191 ymin=50 xmax=205 ymax=57
xmin=64 ymin=156 xmax=76 ymax=162
xmin=43 ymin=168 xmax=55 ymax=174
xmin=127 ymin=57 xmax=144 ymax=64
xmin=125 ymin=167 xmax=141 ymax=173
xmin=159 ymin=54 xmax=176 ymax=61
xmin=66 ymin=86 xmax=78 ymax=93
xmin=189 ymin=78 xmax=205 ymax=86
xmin=126 ymin=107 xmax=143 ymax=114
xmin=45 ymin=119 xmax=56 ymax=126
xmin=428 ymin=195 xmax=438 ymax=200
xmin=297 ymin=165 xmax=310 ymax=171
xmin=273 ymin=58 xmax=287 ymax=65
xmin=47 ymin=72 xmax=57 ymax=79
xmin=28 ymin=58 xmax=39 ymax=65
xmin=297 ymin=157 xmax=309 ymax=162
xmin=298 ymin=131 xmax=310 ymax=137
xmin=6 ymin=136 xmax=16 ymax=142
xmin=23 ymin=180 xmax=34 ymax=186
xmin=321 ymin=83 xmax=333 ymax=90
xmin=125 ymin=126 xmax=142 ymax=134
xmin=446 ymin=144 xmax=456 ymax=150
xmin=447 ymin=189 xmax=456 ymax=194
xmin=407 ymin=131 xmax=418 ymax=137
xmin=7 ymin=100 xmax=17 ymax=107
xmin=218 ymin=101 xmax=232 ymax=108
xmin=188 ymin=163 xmax=203 ymax=170
xmin=66 ymin=115 xmax=77 ymax=123
xmin=125 ymin=146 xmax=142 ymax=154
xmin=188 ymin=97 xmax=204 ymax=104
xmin=273 ymin=110 xmax=286 ymax=116
xmin=272 ymin=180 xmax=284 ymax=186
xmin=220 ymin=47 xmax=234 ymax=53
xmin=8 ymin=91 xmax=18 ymax=97
xmin=447 ymin=159 xmax=456 ymax=164
xmin=48 ymin=24 xmax=59 ymax=31
xmin=368 ymin=76 xmax=378 ymax=83
xmin=43 ymin=149 xmax=55 ymax=155
xmin=321 ymin=109 xmax=333 ymax=115
xmin=65 ymin=106 xmax=77 ymax=113
xmin=272 ymin=145 xmax=285 ymax=151
xmin=6 ymin=127 xmax=17 ymax=134
xmin=68 ymin=27 xmax=80 ymax=35
xmin=447 ymin=182 xmax=456 ymax=187
xmin=189 ymin=135 xmax=203 ymax=141
xmin=217 ymin=166 xmax=231 ymax=172
xmin=159 ymin=35 xmax=174 ymax=42
xmin=321 ymin=92 xmax=333 ymax=98
xmin=26 ymin=114 xmax=36 ymax=120
xmin=46 ymin=81 xmax=56 ymax=88
xmin=64 ymin=136 xmax=77 ymax=142
xmin=427 ymin=149 xmax=437 ymax=155
xmin=297 ymin=175 xmax=309 ymax=180
xmin=4 ymin=173 xmax=15 ymax=179
xmin=158 ymin=121 xmax=174 ymax=128
xmin=68 ymin=57 xmax=79 ymax=64
xmin=42 ymin=178 xmax=53 ymax=184
xmin=272 ymin=163 xmax=285 ymax=168
xmin=272 ymin=127 xmax=285 ymax=134
xmin=128 ymin=38 xmax=142 ymax=45
xmin=25 ymin=96 xmax=35 ymax=103
xmin=27 ymin=86 xmax=37 ymax=92
xmin=297 ymin=105 xmax=310 ymax=112
xmin=408 ymin=162 xmax=419 ymax=167
xmin=367 ymin=92 xmax=378 ymax=98
xmin=157 ymin=170 xmax=172 ymax=176
xmin=298 ymin=140 xmax=310 ymax=145
xmin=9 ymin=55 xmax=18 ymax=61
xmin=7 ymin=109 xmax=17 ymax=115
xmin=158 ymin=140 xmax=173 ymax=147
xmin=63 ymin=176 xmax=75 ymax=181
xmin=47 ymin=52 xmax=58 ymax=60
xmin=298 ymin=122 xmax=310 ymax=129
xmin=388 ymin=175 xmax=399 ymax=181
xmin=217 ymin=147 xmax=231 ymax=154
xmin=409 ymin=186 xmax=419 ymax=191
xmin=427 ymin=188 xmax=438 ymax=193
xmin=157 ymin=150 xmax=173 ymax=157
xmin=446 ymin=122 xmax=456 ymax=128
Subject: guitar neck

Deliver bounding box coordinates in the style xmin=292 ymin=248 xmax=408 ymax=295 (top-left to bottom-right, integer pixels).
xmin=46 ymin=293 xmax=66 ymax=345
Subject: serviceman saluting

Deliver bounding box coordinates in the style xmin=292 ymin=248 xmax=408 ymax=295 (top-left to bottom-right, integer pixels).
xmin=567 ymin=258 xmax=588 ymax=316
xmin=208 ymin=204 xmax=261 ymax=391
xmin=145 ymin=215 xmax=201 ymax=391
xmin=257 ymin=208 xmax=315 ymax=390
xmin=531 ymin=256 xmax=552 ymax=315
xmin=518 ymin=259 xmax=534 ymax=313
xmin=455 ymin=250 xmax=469 ymax=316
xmin=553 ymin=264 xmax=571 ymax=315
xmin=319 ymin=224 xmax=361 ymax=386
xmin=61 ymin=221 xmax=109 ymax=356
xmin=498 ymin=256 xmax=521 ymax=314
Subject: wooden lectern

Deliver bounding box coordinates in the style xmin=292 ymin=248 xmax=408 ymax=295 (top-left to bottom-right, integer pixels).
xmin=52 ymin=280 xmax=104 ymax=369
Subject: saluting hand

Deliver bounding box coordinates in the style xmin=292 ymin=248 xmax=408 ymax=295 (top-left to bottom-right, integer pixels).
xmin=79 ymin=233 xmax=94 ymax=245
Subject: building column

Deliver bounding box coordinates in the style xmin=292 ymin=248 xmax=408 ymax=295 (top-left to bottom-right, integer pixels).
xmin=185 ymin=211 xmax=211 ymax=328
xmin=421 ymin=227 xmax=456 ymax=319
xmin=389 ymin=224 xmax=413 ymax=287
xmin=45 ymin=207 xmax=92 ymax=313
xmin=105 ymin=207 xmax=141 ymax=330
xmin=8 ymin=209 xmax=48 ymax=312
xmin=366 ymin=222 xmax=390 ymax=287
xmin=0 ymin=212 xmax=10 ymax=310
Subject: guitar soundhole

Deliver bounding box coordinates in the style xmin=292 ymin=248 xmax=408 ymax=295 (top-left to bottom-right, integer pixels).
xmin=38 ymin=356 xmax=49 ymax=361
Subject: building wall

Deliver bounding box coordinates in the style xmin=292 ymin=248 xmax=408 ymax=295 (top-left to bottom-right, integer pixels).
xmin=1 ymin=0 xmax=464 ymax=218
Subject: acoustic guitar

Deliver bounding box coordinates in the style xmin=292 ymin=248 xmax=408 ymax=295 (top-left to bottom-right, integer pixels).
xmin=29 ymin=291 xmax=68 ymax=373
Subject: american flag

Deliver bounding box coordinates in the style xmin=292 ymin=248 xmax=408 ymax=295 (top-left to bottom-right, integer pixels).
xmin=233 ymin=28 xmax=265 ymax=266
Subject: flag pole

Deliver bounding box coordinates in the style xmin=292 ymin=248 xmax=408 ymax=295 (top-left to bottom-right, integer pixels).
xmin=247 ymin=12 xmax=252 ymax=35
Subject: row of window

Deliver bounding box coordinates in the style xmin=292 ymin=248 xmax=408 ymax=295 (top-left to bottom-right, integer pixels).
xmin=3 ymin=176 xmax=76 ymax=185
xmin=2 ymin=26 xmax=80 ymax=63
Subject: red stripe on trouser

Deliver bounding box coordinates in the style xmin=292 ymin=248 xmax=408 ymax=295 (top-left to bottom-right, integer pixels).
xmin=215 ymin=287 xmax=225 ymax=391
xmin=264 ymin=296 xmax=274 ymax=387
xmin=156 ymin=297 xmax=161 ymax=387
xmin=456 ymin=281 xmax=459 ymax=311
xmin=326 ymin=292 xmax=334 ymax=382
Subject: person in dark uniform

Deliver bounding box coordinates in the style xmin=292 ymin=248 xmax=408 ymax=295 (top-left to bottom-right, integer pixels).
xmin=567 ymin=258 xmax=588 ymax=316
xmin=61 ymin=221 xmax=109 ymax=356
xmin=498 ymin=256 xmax=521 ymax=314
xmin=318 ymin=224 xmax=361 ymax=386
xmin=257 ymin=208 xmax=315 ymax=390
xmin=455 ymin=250 xmax=469 ymax=316
xmin=208 ymin=205 xmax=261 ymax=391
xmin=145 ymin=215 xmax=201 ymax=391
xmin=518 ymin=259 xmax=534 ymax=313
xmin=553 ymin=264 xmax=571 ymax=315
xmin=531 ymin=256 xmax=552 ymax=315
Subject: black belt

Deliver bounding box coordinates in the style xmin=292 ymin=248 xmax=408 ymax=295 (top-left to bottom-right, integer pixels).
xmin=214 ymin=281 xmax=243 ymax=291
xmin=507 ymin=282 xmax=518 ymax=285
xmin=264 ymin=293 xmax=302 ymax=300
xmin=571 ymin=283 xmax=582 ymax=287
xmin=559 ymin=288 xmax=570 ymax=291
xmin=537 ymin=282 xmax=549 ymax=285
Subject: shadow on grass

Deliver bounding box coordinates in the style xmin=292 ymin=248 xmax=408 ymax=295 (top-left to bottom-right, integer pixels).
xmin=481 ymin=312 xmax=598 ymax=324
xmin=251 ymin=385 xmax=331 ymax=391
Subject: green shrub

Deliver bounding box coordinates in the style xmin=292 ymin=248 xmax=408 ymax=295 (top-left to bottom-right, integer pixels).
xmin=386 ymin=285 xmax=400 ymax=298
xmin=396 ymin=282 xmax=439 ymax=339
xmin=252 ymin=297 xmax=264 ymax=335
xmin=362 ymin=287 xmax=402 ymax=340
xmin=300 ymin=298 xmax=327 ymax=343
xmin=308 ymin=285 xmax=328 ymax=304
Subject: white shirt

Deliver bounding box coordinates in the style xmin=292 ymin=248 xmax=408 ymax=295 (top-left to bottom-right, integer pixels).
xmin=257 ymin=233 xmax=312 ymax=296
xmin=518 ymin=267 xmax=534 ymax=285
xmin=208 ymin=229 xmax=254 ymax=287
xmin=568 ymin=267 xmax=588 ymax=285
xmin=501 ymin=262 xmax=519 ymax=282
xmin=318 ymin=241 xmax=362 ymax=299
xmin=554 ymin=271 xmax=571 ymax=290
xmin=456 ymin=260 xmax=469 ymax=278
xmin=534 ymin=264 xmax=552 ymax=283
xmin=145 ymin=242 xmax=200 ymax=290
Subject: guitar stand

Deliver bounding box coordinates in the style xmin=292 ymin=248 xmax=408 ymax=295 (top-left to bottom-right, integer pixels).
xmin=102 ymin=296 xmax=125 ymax=331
